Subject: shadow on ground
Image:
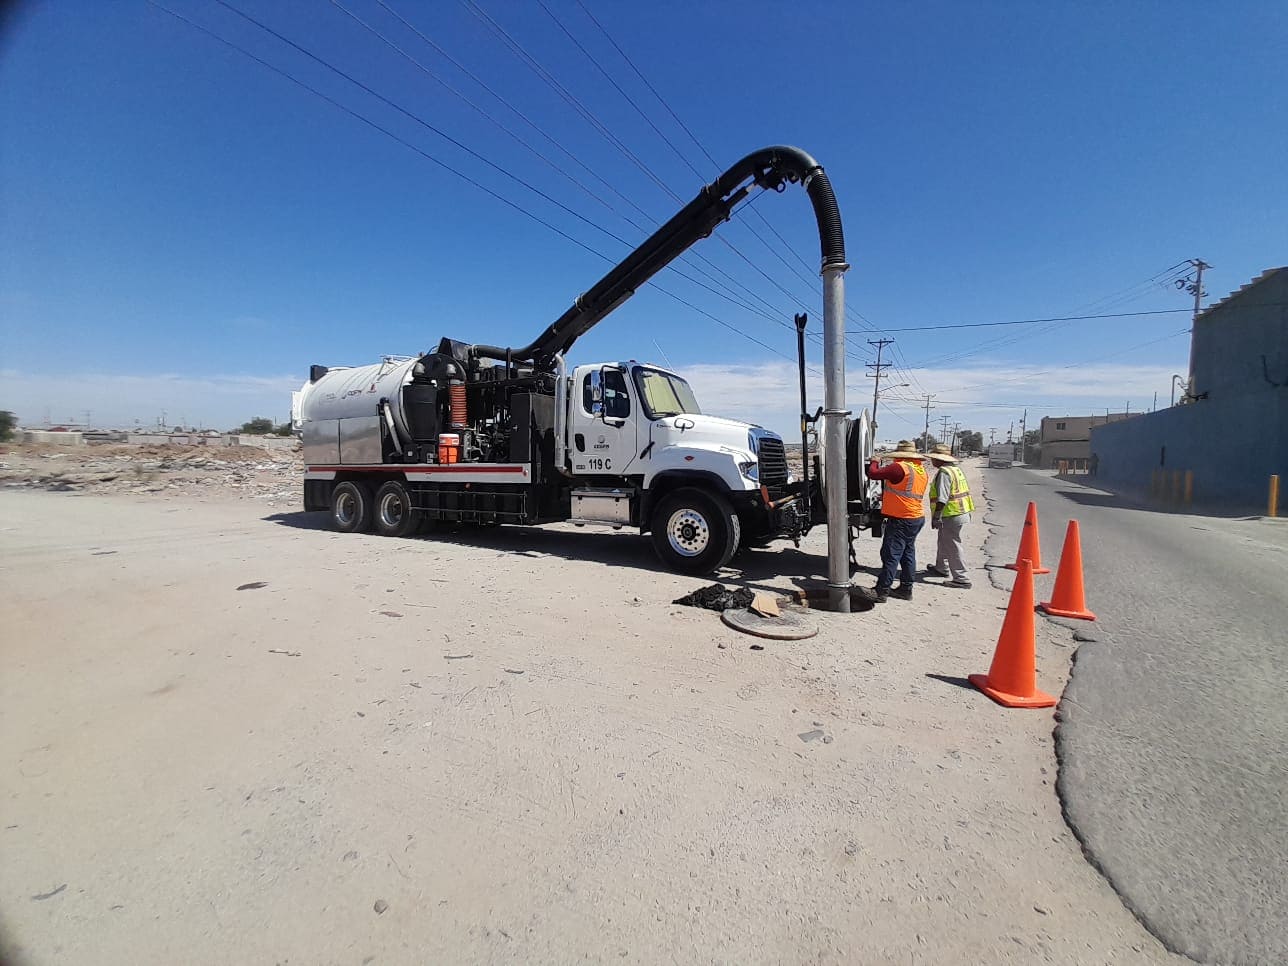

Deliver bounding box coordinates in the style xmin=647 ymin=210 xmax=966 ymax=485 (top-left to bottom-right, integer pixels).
xmin=924 ymin=673 xmax=975 ymax=692
xmin=263 ymin=510 xmax=842 ymax=596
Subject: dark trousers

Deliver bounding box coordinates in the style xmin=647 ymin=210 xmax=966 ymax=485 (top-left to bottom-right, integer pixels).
xmin=877 ymin=515 xmax=925 ymax=591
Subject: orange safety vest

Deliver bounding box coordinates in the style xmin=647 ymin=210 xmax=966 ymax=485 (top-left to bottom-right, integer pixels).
xmin=881 ymin=461 xmax=928 ymax=519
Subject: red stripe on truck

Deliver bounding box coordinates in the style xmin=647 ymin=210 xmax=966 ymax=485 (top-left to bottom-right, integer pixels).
xmin=305 ymin=464 xmax=526 ymax=474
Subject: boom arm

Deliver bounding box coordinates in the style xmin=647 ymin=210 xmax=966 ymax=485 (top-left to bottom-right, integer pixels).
xmin=473 ymin=145 xmax=846 ymax=368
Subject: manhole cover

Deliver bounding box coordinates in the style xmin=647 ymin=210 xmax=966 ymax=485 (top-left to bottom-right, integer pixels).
xmin=721 ymin=605 xmax=819 ymax=640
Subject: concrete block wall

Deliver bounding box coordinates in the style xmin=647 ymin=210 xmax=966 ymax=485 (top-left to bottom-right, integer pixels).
xmin=1091 ymin=394 xmax=1287 ymax=513
xmin=21 ymin=430 xmax=85 ymax=446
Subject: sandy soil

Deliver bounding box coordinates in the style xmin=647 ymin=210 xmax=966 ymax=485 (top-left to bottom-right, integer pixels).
xmin=0 ymin=462 xmax=1179 ymax=965
xmin=0 ymin=441 xmax=301 ymax=505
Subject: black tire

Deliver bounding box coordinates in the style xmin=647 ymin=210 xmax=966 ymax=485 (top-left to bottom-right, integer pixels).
xmin=650 ymin=487 xmax=741 ymax=575
xmin=373 ymin=479 xmax=419 ymax=537
xmin=331 ymin=480 xmax=373 ymax=533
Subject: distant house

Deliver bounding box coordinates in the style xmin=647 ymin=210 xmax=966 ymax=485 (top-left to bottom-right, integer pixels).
xmin=1091 ymin=266 xmax=1288 ymax=512
xmin=1038 ymin=413 xmax=1137 ymax=470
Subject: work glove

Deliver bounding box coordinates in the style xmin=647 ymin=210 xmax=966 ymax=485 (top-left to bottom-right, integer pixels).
xmin=931 ymin=515 xmax=941 ymax=530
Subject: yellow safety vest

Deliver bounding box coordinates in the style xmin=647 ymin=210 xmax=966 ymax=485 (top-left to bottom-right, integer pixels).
xmin=931 ymin=465 xmax=975 ymax=517
xmin=881 ymin=461 xmax=928 ymax=519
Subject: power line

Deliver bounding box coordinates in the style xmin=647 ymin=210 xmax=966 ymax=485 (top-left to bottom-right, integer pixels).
xmin=929 ymin=327 xmax=1192 ymax=395
xmin=149 ymin=1 xmax=814 ymax=370
xmin=459 ymin=0 xmax=678 ymax=202
xmin=228 ymin=0 xmax=825 ymax=352
xmin=847 ymin=307 xmax=1191 ymax=334
xmin=559 ymin=0 xmax=859 ymax=329
xmin=356 ymin=0 xmax=812 ymax=335
xmin=864 ymin=259 xmax=1202 ymax=371
xmin=512 ymin=1 xmax=840 ymax=332
xmin=211 ymin=0 xmax=634 ymax=249
xmin=537 ymin=0 xmax=698 ymax=183
xmin=455 ymin=0 xmax=867 ymax=365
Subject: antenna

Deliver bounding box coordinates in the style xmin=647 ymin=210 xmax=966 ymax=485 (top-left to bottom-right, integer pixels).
xmin=650 ymin=338 xmax=676 ymax=371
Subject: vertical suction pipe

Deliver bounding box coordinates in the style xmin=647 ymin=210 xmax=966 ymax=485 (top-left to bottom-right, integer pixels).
xmin=553 ymin=354 xmax=567 ymax=473
xmin=822 ymin=260 xmax=851 ymax=613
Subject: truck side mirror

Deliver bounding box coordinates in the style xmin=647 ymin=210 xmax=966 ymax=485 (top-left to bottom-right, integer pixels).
xmin=585 ymin=370 xmax=604 ymax=416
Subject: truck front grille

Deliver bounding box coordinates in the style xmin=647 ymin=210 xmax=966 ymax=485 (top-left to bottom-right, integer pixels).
xmin=757 ymin=437 xmax=789 ymax=489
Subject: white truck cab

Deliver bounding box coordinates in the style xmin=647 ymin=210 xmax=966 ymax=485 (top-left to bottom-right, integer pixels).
xmin=564 ymin=361 xmax=794 ymax=571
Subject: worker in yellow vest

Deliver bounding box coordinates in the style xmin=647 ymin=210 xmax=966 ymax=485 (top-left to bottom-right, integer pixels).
xmin=865 ymin=439 xmax=928 ymax=602
xmin=925 ymin=444 xmax=975 ymax=588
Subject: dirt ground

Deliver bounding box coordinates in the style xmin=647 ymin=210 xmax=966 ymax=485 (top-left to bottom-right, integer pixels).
xmin=0 ymin=460 xmax=1180 ymax=965
xmin=0 ymin=441 xmax=301 ymax=505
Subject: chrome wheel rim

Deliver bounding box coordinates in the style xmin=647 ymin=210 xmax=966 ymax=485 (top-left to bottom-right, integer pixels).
xmin=335 ymin=491 xmax=357 ymax=526
xmin=666 ymin=507 xmax=710 ymax=557
xmin=379 ymin=492 xmax=404 ymax=529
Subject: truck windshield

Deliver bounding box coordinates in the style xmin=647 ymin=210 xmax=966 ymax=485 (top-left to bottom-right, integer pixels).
xmin=632 ymin=367 xmax=701 ymax=419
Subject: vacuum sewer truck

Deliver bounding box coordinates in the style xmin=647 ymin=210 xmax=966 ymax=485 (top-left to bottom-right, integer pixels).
xmin=292 ymin=146 xmax=879 ymax=574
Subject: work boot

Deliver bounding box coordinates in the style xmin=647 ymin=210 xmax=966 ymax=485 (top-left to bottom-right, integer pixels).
xmin=946 ymin=579 xmax=973 ymax=589
xmin=890 ymin=585 xmax=913 ymax=601
xmin=870 ymin=585 xmax=889 ymax=604
xmin=925 ymin=565 xmax=949 ymax=578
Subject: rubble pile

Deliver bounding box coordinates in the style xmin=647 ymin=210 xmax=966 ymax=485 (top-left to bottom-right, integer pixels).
xmin=0 ymin=442 xmax=304 ymax=506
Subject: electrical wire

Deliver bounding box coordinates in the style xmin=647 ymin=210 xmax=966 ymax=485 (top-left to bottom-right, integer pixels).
xmin=929 ymin=328 xmax=1192 ymax=395
xmin=227 ymin=0 xmax=825 ymax=350
xmin=849 ymin=307 xmax=1191 ymax=334
xmin=561 ymin=1 xmax=869 ymax=320
xmin=149 ymin=0 xmax=816 ymax=371
xmin=537 ymin=0 xmax=873 ymax=362
xmin=366 ymin=0 xmax=812 ymax=331
xmin=453 ymin=0 xmax=867 ymax=363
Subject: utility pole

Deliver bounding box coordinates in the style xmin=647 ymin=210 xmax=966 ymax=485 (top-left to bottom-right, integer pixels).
xmin=989 ymin=427 xmax=997 ymax=445
xmin=921 ymin=394 xmax=935 ymax=452
xmin=1182 ymin=258 xmax=1210 ymax=402
xmin=952 ymin=422 xmax=961 ymax=456
xmin=1019 ymin=409 xmax=1027 ymax=464
xmin=938 ymin=415 xmax=951 ymax=450
xmin=866 ymin=338 xmax=894 ymax=436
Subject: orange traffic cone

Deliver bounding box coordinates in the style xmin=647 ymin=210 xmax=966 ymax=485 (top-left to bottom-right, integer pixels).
xmin=1039 ymin=521 xmax=1097 ymax=621
xmin=1004 ymin=502 xmax=1051 ymax=574
xmin=970 ymin=559 xmax=1056 ymax=708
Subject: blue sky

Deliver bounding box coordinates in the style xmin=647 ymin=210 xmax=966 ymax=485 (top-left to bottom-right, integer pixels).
xmin=2 ymin=0 xmax=1285 ymax=438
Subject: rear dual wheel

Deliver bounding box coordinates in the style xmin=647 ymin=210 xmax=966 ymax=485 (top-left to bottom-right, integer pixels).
xmin=331 ymin=481 xmax=372 ymax=533
xmin=374 ymin=480 xmax=419 ymax=537
xmin=330 ymin=479 xmax=419 ymax=537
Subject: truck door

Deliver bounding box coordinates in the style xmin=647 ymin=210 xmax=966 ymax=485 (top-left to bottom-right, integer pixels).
xmin=570 ymin=365 xmax=637 ymax=476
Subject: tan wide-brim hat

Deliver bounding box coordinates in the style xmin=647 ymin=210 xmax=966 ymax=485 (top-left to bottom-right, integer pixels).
xmin=886 ymin=440 xmax=923 ymax=461
xmin=929 ymin=444 xmax=958 ymax=463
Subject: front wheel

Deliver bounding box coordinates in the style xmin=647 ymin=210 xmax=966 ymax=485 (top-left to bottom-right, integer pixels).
xmin=650 ymin=488 xmax=741 ymax=575
xmin=373 ymin=479 xmax=419 ymax=537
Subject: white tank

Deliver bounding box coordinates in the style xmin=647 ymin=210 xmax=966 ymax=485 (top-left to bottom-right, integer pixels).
xmin=296 ymin=357 xmax=419 ymax=441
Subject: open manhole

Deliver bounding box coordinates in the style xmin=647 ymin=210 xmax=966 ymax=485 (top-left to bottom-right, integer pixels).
xmin=721 ymin=604 xmax=819 ymax=640
xmin=787 ymin=586 xmax=877 ymax=613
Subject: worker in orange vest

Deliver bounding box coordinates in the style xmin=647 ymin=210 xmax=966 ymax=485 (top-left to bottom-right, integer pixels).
xmin=866 ymin=440 xmax=928 ymax=602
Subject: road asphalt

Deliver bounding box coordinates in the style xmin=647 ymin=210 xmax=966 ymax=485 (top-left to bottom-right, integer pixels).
xmin=981 ymin=467 xmax=1288 ymax=965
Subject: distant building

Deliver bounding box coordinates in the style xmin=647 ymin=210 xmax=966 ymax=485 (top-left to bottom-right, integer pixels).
xmin=1091 ymin=266 xmax=1288 ymax=512
xmin=1038 ymin=413 xmax=1137 ymax=470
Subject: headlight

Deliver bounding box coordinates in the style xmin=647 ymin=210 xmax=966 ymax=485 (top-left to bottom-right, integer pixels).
xmin=738 ymin=460 xmax=759 ymax=481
